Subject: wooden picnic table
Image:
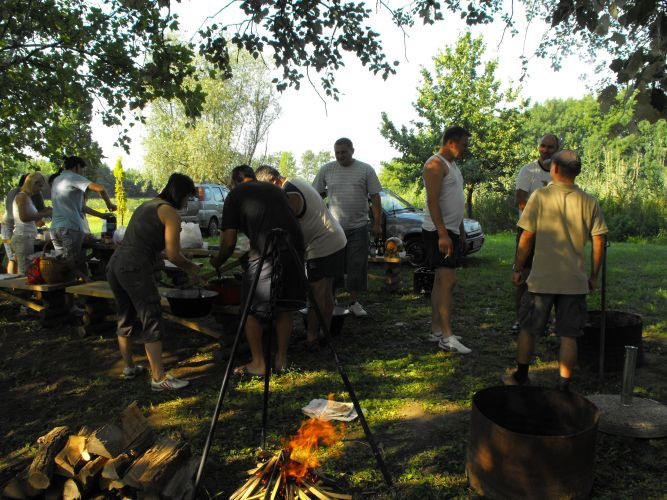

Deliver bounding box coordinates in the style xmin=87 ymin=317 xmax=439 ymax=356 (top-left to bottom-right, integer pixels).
xmin=65 ymin=281 xmax=234 ymax=340
xmin=0 ymin=276 xmax=76 ymax=326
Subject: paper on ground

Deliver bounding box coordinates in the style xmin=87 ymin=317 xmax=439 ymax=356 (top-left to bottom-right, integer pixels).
xmin=302 ymin=399 xmax=360 ymax=422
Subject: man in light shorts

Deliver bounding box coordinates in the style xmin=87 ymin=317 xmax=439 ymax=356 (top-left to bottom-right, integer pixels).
xmin=504 ymin=150 xmax=608 ymax=390
xmin=312 ymin=138 xmax=382 ymax=317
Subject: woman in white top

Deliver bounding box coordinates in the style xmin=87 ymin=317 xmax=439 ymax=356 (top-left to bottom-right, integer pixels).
xmin=11 ymin=173 xmax=52 ymax=275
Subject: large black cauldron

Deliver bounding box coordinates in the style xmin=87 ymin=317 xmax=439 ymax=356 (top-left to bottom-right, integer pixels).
xmin=467 ymin=386 xmax=599 ymax=500
xmin=578 ymin=310 xmax=643 ymax=372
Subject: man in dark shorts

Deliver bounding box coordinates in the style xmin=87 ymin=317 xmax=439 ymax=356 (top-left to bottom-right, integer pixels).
xmin=211 ymin=165 xmax=305 ymax=376
xmin=421 ymin=126 xmax=472 ymax=354
xmin=512 ymin=133 xmax=560 ymax=332
xmin=504 ymin=150 xmax=608 ymax=390
xmin=255 ymin=165 xmax=347 ymax=349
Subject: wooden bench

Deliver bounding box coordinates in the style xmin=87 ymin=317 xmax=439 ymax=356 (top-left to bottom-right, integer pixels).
xmin=0 ymin=276 xmax=76 ymax=326
xmin=65 ymin=281 xmax=229 ymax=340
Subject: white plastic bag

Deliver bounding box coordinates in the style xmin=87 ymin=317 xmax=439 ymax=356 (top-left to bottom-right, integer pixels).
xmin=180 ymin=222 xmax=204 ymax=249
xmin=112 ymin=226 xmax=127 ymax=245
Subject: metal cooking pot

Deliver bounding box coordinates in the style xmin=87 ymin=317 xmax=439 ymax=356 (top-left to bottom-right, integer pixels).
xmin=206 ymin=276 xmax=242 ymax=305
xmin=163 ymin=288 xmax=218 ymax=318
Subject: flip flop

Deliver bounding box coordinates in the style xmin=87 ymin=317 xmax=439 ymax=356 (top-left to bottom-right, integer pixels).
xmin=233 ymin=364 xmax=265 ymax=378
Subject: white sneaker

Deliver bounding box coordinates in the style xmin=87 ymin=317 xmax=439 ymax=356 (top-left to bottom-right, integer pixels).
xmin=438 ymin=336 xmax=471 ymax=354
xmin=151 ymin=374 xmax=189 ymax=392
xmin=348 ymin=301 xmax=368 ymax=317
xmin=427 ymin=331 xmax=462 ymax=342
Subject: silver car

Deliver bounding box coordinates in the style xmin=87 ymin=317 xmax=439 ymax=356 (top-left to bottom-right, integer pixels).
xmin=373 ymin=188 xmax=485 ymax=266
xmin=178 ymin=183 xmax=230 ymax=236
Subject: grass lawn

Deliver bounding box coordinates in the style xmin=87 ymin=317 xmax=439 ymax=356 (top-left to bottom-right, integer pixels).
xmin=1 ymin=233 xmax=666 ymax=498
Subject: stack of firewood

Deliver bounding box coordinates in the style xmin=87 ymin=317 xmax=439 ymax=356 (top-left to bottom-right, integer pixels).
xmin=0 ymin=402 xmax=198 ymax=499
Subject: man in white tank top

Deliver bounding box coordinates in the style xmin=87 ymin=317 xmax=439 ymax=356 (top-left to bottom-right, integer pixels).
xmin=422 ymin=126 xmax=472 ymax=354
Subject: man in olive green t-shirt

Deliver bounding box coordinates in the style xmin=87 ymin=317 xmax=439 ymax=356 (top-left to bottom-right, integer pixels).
xmin=503 ymin=150 xmax=608 ymax=390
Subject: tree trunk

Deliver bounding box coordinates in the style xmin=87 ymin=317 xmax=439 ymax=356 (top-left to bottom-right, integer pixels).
xmin=466 ymin=185 xmax=474 ymax=218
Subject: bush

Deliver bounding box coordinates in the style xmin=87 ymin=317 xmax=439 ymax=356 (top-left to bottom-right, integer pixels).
xmin=471 ymin=191 xmax=517 ymax=233
xmin=600 ymin=197 xmax=667 ymax=242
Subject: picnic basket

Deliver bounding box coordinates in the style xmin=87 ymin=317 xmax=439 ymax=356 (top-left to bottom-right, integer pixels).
xmin=39 ymin=240 xmax=74 ymax=284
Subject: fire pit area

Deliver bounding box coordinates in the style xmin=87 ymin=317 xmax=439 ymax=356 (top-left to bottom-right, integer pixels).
xmin=231 ymin=419 xmax=351 ymax=500
xmin=466 ymin=386 xmax=600 ymax=499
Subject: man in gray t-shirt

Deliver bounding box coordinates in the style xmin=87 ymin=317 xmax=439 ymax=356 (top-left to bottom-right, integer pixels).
xmin=312 ymin=138 xmax=382 ymax=317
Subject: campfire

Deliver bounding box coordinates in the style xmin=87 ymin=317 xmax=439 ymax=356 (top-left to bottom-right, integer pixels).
xmin=231 ymin=418 xmax=351 ymax=499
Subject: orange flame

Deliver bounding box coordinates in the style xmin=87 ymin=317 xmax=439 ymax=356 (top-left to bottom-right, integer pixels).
xmin=283 ymin=418 xmax=344 ymax=480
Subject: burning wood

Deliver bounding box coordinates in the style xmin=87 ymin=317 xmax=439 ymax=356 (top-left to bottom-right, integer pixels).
xmin=232 ymin=419 xmax=351 ymax=500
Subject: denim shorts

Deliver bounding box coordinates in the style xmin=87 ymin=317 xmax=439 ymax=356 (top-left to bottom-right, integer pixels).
xmin=343 ymin=226 xmax=369 ymax=291
xmin=519 ymin=292 xmax=587 ymax=338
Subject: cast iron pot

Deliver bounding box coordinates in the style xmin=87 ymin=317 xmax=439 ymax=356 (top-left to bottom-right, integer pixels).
xmin=206 ymin=276 xmax=242 ymax=305
xmin=163 ymin=288 xmax=218 ymax=318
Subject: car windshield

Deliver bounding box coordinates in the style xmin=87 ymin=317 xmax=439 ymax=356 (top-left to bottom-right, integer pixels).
xmin=381 ymin=190 xmax=414 ymax=213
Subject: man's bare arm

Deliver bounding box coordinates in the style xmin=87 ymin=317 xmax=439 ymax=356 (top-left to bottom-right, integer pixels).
xmin=589 ymin=234 xmax=606 ymax=291
xmin=515 ymin=189 xmax=529 ymax=210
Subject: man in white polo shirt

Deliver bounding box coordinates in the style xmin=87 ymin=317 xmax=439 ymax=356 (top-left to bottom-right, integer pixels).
xmin=512 ymin=133 xmax=560 ymax=332
xmin=313 ymin=138 xmax=382 ymax=317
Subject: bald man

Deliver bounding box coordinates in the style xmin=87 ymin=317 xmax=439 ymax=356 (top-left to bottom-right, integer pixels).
xmin=511 ymin=133 xmax=560 ymax=332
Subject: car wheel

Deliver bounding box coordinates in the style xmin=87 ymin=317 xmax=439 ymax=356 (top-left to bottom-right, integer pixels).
xmin=405 ymin=238 xmax=426 ymax=267
xmin=207 ymin=218 xmax=219 ymax=237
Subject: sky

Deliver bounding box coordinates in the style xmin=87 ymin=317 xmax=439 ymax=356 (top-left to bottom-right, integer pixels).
xmin=93 ymin=2 xmax=597 ymax=173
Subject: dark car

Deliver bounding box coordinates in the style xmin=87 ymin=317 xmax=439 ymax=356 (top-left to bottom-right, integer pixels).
xmin=178 ymin=183 xmax=230 ymax=236
xmin=372 ymin=188 xmax=484 ymax=266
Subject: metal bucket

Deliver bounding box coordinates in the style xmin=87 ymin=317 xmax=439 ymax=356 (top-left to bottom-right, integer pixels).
xmin=467 ymin=386 xmax=600 ymax=500
xmin=578 ymin=310 xmax=643 ymax=372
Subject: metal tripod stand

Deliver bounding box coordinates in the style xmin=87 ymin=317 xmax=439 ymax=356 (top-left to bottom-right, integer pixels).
xmin=194 ymin=228 xmax=393 ymax=495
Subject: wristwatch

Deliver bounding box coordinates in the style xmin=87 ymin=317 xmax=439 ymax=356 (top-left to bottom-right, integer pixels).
xmin=512 ymin=264 xmax=523 ymax=273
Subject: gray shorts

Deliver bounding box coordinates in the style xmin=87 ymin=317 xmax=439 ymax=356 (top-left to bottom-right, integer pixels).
xmin=50 ymin=228 xmax=85 ymax=268
xmin=343 ymin=226 xmax=369 ymax=292
xmin=519 ymin=292 xmax=587 ymax=338
xmin=107 ymin=255 xmax=164 ymax=343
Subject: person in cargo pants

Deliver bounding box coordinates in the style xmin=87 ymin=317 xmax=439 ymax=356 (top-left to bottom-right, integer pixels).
xmin=108 ymin=173 xmax=201 ymax=392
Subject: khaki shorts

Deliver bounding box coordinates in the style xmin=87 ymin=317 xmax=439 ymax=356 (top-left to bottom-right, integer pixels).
xmin=519 ymin=292 xmax=587 ymax=338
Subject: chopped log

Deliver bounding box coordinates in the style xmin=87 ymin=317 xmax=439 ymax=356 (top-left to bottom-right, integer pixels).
xmin=77 ymin=456 xmax=107 ymax=492
xmin=0 ymin=449 xmax=31 ymax=495
xmin=101 ymin=452 xmax=133 ymax=481
xmin=86 ymin=424 xmax=124 ymax=459
xmin=62 ymin=478 xmax=82 ymax=500
xmin=54 ymin=434 xmax=90 ymax=478
xmin=27 ymin=425 xmax=70 ymax=490
xmin=160 ymin=456 xmax=199 ymax=500
xmin=86 ymin=402 xmax=150 ymax=458
xmin=123 ymin=437 xmax=190 ymax=492
xmin=2 ymin=467 xmax=41 ymax=499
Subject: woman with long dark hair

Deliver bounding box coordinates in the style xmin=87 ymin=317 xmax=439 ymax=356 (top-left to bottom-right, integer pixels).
xmin=107 ymin=173 xmax=200 ymax=391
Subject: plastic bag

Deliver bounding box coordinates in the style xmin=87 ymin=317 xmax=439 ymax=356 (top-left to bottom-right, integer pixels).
xmin=112 ymin=226 xmax=127 ymax=245
xmin=180 ymin=222 xmax=204 ymax=249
